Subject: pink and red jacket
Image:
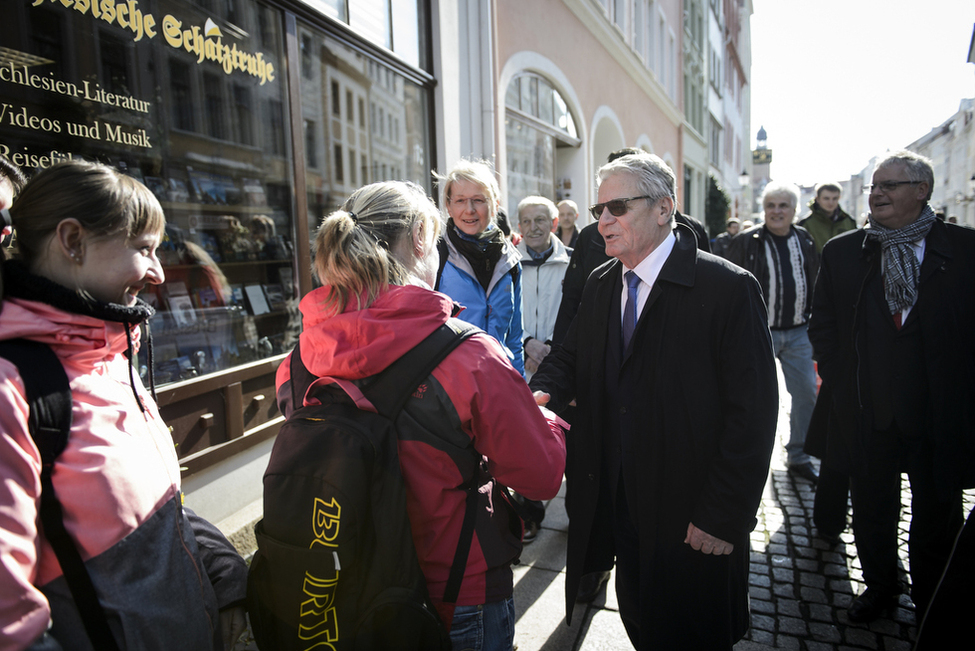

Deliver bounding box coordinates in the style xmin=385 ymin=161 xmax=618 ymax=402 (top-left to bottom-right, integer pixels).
xmin=0 ymin=265 xmax=244 ymax=650
xmin=275 ymin=283 xmax=566 ymax=610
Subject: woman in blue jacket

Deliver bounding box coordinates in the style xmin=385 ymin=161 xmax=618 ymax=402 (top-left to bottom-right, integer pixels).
xmin=435 ymin=159 xmax=525 ymax=377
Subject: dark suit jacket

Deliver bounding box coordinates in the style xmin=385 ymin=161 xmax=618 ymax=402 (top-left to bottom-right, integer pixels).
xmin=808 ymin=219 xmax=975 ymax=495
xmin=530 ymin=226 xmax=777 ymax=649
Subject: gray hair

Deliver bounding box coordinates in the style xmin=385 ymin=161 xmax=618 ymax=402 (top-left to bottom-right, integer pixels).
xmin=596 ymin=152 xmax=677 ymax=223
xmin=875 ymin=150 xmax=935 ymax=201
xmin=761 ymin=181 xmax=801 ymax=215
xmin=517 ymin=195 xmax=558 ymax=221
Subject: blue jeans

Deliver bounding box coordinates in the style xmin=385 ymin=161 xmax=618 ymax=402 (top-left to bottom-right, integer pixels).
xmin=770 ymin=325 xmax=817 ymax=466
xmin=449 ymin=598 xmax=515 ymax=651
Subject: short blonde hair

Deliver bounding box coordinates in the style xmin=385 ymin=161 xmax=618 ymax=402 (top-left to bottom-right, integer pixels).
xmin=434 ymin=158 xmax=501 ymax=225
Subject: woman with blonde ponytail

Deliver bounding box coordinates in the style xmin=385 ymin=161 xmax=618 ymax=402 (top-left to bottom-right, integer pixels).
xmin=274 ymin=181 xmax=566 ymax=651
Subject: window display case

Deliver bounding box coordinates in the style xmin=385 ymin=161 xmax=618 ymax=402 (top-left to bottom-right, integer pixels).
xmin=2 ymin=0 xmax=435 ymax=473
xmin=1 ymin=0 xmax=296 ymax=462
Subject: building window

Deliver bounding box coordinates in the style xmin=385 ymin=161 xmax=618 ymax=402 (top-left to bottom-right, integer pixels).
xmin=169 ymin=59 xmax=195 ymax=132
xmin=504 ymin=72 xmax=581 ymax=214
xmin=305 ymin=119 xmax=318 ymax=169
xmin=301 ymin=34 xmax=314 ymax=78
xmin=334 ymin=144 xmax=344 ymax=183
xmin=331 ymin=80 xmax=341 ymax=116
xmin=204 ymin=73 xmax=227 ymax=141
xmin=233 ymin=85 xmax=254 ymax=146
xmin=709 ymin=118 xmax=722 ymax=167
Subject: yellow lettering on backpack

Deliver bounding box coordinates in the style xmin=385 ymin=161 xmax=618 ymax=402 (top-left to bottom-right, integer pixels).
xmin=298 ymin=572 xmax=339 ymax=649
xmin=311 ymin=497 xmax=340 ymax=548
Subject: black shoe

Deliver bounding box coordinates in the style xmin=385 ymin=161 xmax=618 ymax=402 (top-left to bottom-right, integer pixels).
xmin=848 ymin=588 xmax=898 ymax=623
xmin=575 ymin=571 xmax=611 ymax=603
xmin=522 ymin=520 xmax=540 ymax=544
xmin=789 ymin=462 xmax=819 ymax=485
xmin=815 ymin=528 xmax=843 ymax=546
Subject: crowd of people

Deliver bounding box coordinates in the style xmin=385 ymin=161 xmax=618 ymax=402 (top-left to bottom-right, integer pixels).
xmin=0 ymin=146 xmax=972 ymax=651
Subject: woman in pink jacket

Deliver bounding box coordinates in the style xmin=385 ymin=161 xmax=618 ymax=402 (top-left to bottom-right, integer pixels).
xmin=273 ymin=180 xmax=566 ymax=651
xmin=0 ymin=160 xmax=247 ymax=650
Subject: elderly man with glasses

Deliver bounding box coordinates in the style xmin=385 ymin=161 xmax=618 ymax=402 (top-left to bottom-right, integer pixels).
xmin=808 ymin=150 xmax=975 ymax=625
xmin=728 ymin=182 xmax=821 ymax=485
xmin=530 ymin=152 xmax=777 ymax=650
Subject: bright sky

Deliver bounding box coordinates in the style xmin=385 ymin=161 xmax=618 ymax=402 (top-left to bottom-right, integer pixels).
xmin=750 ymin=0 xmax=975 ymax=187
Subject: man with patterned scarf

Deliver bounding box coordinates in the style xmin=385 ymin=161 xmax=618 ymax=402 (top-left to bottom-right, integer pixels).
xmin=728 ymin=182 xmax=820 ymax=484
xmin=809 ymin=150 xmax=975 ymax=625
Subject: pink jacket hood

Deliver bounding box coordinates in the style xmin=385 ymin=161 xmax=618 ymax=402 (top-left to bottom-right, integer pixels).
xmin=0 ymin=296 xmax=141 ymax=370
xmin=297 ymin=284 xmax=458 ymax=381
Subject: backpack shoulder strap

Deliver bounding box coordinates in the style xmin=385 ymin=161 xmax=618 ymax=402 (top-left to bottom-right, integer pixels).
xmin=363 ymin=318 xmax=480 ymax=418
xmin=360 ymin=319 xmax=481 ymax=606
xmin=0 ymin=339 xmax=121 ymax=651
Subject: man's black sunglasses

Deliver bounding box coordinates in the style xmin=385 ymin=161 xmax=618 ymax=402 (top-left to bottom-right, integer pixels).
xmin=589 ymin=195 xmax=652 ymax=220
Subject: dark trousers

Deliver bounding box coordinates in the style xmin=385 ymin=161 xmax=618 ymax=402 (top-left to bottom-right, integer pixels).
xmin=813 ymin=462 xmax=849 ymax=537
xmin=850 ymin=427 xmax=963 ymax=616
xmin=612 ymin=475 xmax=641 ymax=647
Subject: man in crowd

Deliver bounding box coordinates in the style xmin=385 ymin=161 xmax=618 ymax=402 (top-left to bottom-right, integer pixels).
xmin=711 ymin=217 xmax=740 ymax=259
xmin=809 ymin=150 xmax=975 ymax=624
xmin=530 ymin=151 xmax=776 ymax=649
xmin=513 ymin=195 xmax=572 ymax=542
xmin=556 ymin=199 xmax=580 ymax=248
xmin=552 ymin=147 xmax=709 ymax=344
xmin=800 ymin=182 xmax=857 ymax=546
xmin=517 ymin=196 xmax=572 ymax=379
xmin=799 ymin=182 xmax=856 ymax=253
xmin=728 ymin=183 xmax=820 ymax=485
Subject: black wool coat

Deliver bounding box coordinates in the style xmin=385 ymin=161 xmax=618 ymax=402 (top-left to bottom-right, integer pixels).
xmin=530 ymin=226 xmax=778 ymax=650
xmin=807 ymin=219 xmax=975 ymax=495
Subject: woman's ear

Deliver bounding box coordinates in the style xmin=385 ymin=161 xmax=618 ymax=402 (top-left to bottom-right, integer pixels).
xmin=412 ymin=220 xmax=427 ymax=258
xmin=55 ymin=218 xmax=87 ymax=264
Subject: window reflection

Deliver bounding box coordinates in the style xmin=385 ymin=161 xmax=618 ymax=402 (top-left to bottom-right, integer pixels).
xmin=297 ymin=23 xmax=433 ymax=246
xmin=0 ymin=0 xmax=299 ymax=385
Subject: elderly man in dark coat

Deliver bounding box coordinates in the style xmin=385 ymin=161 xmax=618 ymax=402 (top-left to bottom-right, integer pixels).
xmin=809 ymin=150 xmax=975 ymax=624
xmin=530 ymin=152 xmax=777 ymax=650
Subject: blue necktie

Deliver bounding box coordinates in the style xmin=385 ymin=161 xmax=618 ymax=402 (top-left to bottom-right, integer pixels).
xmin=622 ymin=270 xmax=641 ymax=352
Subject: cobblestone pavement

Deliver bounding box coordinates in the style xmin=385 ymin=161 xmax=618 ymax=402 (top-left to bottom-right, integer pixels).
xmin=233 ymin=366 xmax=974 ymax=650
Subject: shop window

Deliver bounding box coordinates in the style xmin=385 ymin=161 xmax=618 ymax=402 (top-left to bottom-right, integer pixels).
xmin=1 ymin=0 xmax=297 ymax=399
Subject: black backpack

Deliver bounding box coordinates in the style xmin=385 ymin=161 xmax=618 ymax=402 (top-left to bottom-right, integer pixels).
xmin=247 ymin=319 xmax=480 ymax=651
xmin=0 ymin=339 xmax=122 ymax=651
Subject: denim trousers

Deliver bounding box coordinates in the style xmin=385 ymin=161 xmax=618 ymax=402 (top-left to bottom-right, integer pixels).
xmin=770 ymin=325 xmax=817 ymax=466
xmin=449 ymin=597 xmax=515 ymax=651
